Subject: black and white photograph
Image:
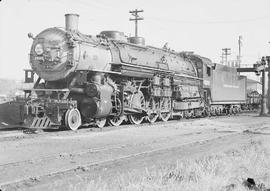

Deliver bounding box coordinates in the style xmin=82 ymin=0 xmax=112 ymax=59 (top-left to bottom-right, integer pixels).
xmin=0 ymin=0 xmax=270 ymax=190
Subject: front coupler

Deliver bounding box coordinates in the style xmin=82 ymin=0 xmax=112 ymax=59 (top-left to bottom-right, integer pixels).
xmin=22 ymin=98 xmax=77 ymax=129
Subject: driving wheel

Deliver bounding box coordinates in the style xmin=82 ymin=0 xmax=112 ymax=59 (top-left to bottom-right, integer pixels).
xmin=128 ymin=91 xmax=145 ymax=125
xmin=145 ymin=97 xmax=158 ymax=123
xmin=108 ymin=116 xmax=125 ymax=126
xmin=159 ymin=98 xmax=171 ymax=122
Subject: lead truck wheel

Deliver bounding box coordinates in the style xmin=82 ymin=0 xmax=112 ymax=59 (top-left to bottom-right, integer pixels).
xmin=65 ymin=108 xmax=82 ymax=131
xmin=95 ymin=118 xmax=107 ymax=128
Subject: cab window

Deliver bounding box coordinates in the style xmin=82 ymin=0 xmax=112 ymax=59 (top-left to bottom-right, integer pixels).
xmin=207 ymin=66 xmax=211 ymax=76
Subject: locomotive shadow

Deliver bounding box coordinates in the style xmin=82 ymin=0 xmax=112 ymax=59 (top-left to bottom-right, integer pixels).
xmin=0 ymin=101 xmax=26 ymax=131
xmin=253 ymin=114 xmax=270 ymax=117
xmin=0 ymin=101 xmax=67 ymax=133
xmin=0 ymin=126 xmax=28 ymax=132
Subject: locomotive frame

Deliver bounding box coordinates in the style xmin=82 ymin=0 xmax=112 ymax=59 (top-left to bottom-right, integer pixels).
xmin=20 ymin=14 xmax=247 ymax=130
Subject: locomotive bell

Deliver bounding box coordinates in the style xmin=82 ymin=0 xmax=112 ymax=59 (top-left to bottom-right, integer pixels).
xmin=65 ymin=14 xmax=79 ymax=31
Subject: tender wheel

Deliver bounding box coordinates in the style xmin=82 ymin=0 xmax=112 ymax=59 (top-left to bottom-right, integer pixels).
xmin=215 ymin=108 xmax=221 ymax=116
xmin=108 ymin=116 xmax=125 ymax=127
xmin=159 ymin=98 xmax=171 ymax=122
xmin=232 ymin=107 xmax=237 ymax=115
xmin=95 ymin=118 xmax=107 ymax=128
xmin=184 ymin=110 xmax=193 ymax=119
xmin=65 ymin=108 xmax=82 ymax=131
xmin=229 ymin=108 xmax=233 ymax=115
xmin=210 ymin=108 xmax=216 ymax=116
xmin=146 ymin=98 xmax=158 ymax=123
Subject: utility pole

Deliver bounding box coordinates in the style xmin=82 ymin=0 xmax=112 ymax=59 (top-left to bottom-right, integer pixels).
xmin=238 ymin=36 xmax=242 ymax=68
xmin=267 ymin=56 xmax=270 ymax=114
xmin=129 ymin=9 xmax=144 ymax=37
xmin=237 ymin=58 xmax=269 ymax=116
xmin=261 ymin=69 xmax=267 ymax=115
xmin=256 ymin=56 xmax=268 ymax=116
xmin=221 ymin=48 xmax=231 ymax=65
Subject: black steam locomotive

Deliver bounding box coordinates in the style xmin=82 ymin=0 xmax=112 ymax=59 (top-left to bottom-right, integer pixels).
xmin=21 ymin=14 xmax=247 ymax=130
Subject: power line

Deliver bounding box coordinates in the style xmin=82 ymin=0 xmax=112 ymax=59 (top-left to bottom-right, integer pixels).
xmin=147 ymin=14 xmax=270 ymax=25
xmin=238 ymin=35 xmax=242 ymax=68
xmin=221 ymin=48 xmax=231 ymax=65
xmin=129 ymin=9 xmax=144 ymax=37
xmin=53 ymin=0 xmax=111 ymax=12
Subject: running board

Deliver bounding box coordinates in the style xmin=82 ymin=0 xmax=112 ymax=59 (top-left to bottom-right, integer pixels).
xmin=124 ymin=108 xmax=148 ymax=115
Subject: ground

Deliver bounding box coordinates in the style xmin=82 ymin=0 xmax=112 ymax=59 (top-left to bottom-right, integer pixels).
xmin=0 ymin=113 xmax=270 ymax=191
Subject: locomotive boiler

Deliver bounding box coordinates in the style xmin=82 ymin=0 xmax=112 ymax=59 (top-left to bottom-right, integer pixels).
xmin=22 ymin=13 xmax=204 ymax=130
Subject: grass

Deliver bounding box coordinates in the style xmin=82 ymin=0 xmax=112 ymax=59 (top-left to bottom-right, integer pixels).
xmin=71 ymin=140 xmax=270 ymax=191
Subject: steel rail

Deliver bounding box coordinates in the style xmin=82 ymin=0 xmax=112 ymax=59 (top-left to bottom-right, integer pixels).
xmin=0 ymin=130 xmax=244 ymax=188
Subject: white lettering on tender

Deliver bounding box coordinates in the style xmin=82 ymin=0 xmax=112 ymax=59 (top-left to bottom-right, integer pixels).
xmin=223 ymin=84 xmax=239 ymax=88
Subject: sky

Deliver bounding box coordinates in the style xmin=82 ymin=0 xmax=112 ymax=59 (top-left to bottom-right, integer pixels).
xmin=0 ymin=0 xmax=270 ymax=80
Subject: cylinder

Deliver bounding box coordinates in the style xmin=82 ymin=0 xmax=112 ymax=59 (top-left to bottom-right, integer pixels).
xmin=65 ymin=14 xmax=79 ymax=31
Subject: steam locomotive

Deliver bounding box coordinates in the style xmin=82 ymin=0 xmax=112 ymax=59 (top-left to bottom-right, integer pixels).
xmin=21 ymin=14 xmax=247 ymax=130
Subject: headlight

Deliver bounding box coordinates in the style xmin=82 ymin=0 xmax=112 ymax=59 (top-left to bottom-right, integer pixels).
xmin=34 ymin=44 xmax=43 ymax=55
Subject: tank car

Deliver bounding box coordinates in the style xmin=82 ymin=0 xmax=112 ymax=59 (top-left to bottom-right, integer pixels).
xmin=21 ymin=14 xmax=204 ymax=130
xmin=245 ymin=79 xmax=261 ymax=110
xmin=246 ymin=90 xmax=261 ymax=110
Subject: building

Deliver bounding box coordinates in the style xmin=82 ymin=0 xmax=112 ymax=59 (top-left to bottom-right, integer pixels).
xmin=247 ymin=78 xmax=262 ymax=94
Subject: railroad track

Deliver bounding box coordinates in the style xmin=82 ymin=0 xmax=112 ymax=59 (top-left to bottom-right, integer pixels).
xmin=0 ymin=112 xmax=256 ymax=140
xmin=0 ymin=112 xmax=264 ymax=190
xmin=0 ymin=127 xmax=254 ymax=190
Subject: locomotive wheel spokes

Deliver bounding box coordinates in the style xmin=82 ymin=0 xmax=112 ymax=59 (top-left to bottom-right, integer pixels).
xmin=128 ymin=114 xmax=144 ymax=125
xmin=146 ymin=98 xmax=158 ymax=123
xmin=128 ymin=91 xmax=145 ymax=125
xmin=108 ymin=97 xmax=124 ymax=127
xmin=95 ymin=118 xmax=107 ymax=128
xmin=108 ymin=116 xmax=125 ymax=127
xmin=65 ymin=108 xmax=82 ymax=131
xmin=159 ymin=98 xmax=171 ymax=122
xmin=146 ymin=113 xmax=159 ymax=123
xmin=160 ymin=112 xmax=170 ymax=122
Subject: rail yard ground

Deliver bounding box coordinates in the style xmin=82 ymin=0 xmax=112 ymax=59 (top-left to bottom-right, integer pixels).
xmin=0 ymin=112 xmax=270 ymax=191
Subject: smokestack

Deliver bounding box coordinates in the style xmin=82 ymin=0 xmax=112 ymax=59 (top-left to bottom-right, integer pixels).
xmin=65 ymin=14 xmax=79 ymax=31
